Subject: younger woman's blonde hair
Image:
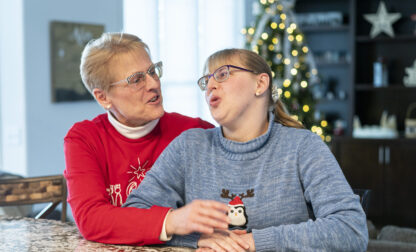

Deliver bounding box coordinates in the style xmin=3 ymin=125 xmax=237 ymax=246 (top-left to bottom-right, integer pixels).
xmin=204 ymin=48 xmax=304 ymax=129
xmin=80 ymin=32 xmax=150 ymax=94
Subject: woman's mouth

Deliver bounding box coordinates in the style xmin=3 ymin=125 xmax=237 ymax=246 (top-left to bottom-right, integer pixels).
xmin=209 ymin=96 xmax=221 ymax=107
xmin=147 ymin=95 xmax=160 ymax=104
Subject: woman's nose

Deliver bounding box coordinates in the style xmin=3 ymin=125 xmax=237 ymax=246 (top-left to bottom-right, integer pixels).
xmin=145 ymin=74 xmax=161 ymax=90
xmin=205 ymin=77 xmax=218 ymax=93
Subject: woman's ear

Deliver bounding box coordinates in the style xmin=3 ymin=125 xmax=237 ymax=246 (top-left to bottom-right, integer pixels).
xmin=93 ymin=88 xmax=112 ymax=110
xmin=255 ymin=73 xmax=270 ymax=96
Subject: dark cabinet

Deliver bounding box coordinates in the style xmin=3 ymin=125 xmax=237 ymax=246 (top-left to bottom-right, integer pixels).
xmin=384 ymin=141 xmax=416 ymax=227
xmin=332 ymin=137 xmax=416 ymax=228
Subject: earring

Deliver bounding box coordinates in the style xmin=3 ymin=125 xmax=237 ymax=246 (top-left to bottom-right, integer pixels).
xmin=106 ymin=104 xmax=111 ymax=110
xmin=255 ymin=91 xmax=260 ymax=96
xmin=271 ymin=84 xmax=279 ymax=102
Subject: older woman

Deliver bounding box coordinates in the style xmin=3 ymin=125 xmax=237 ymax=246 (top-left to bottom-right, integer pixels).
xmin=124 ymin=48 xmax=368 ymax=251
xmin=63 ymin=32 xmax=216 ymax=245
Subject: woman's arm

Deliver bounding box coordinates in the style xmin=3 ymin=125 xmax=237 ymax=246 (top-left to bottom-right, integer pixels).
xmin=251 ymin=133 xmax=368 ymax=251
xmin=64 ymin=128 xmax=170 ymax=245
xmin=123 ymin=134 xmax=236 ymax=249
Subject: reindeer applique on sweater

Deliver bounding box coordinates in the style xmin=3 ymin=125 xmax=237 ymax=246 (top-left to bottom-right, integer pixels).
xmin=221 ymin=189 xmax=255 ymax=230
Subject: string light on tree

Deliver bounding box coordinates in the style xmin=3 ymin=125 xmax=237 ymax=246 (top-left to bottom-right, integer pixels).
xmin=243 ymin=0 xmax=332 ymax=141
xmin=291 ymin=68 xmax=297 ymax=75
xmin=300 ymin=80 xmax=308 ymax=88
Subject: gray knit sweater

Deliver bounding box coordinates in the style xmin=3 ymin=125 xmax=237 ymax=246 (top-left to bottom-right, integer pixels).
xmin=124 ymin=114 xmax=368 ymax=251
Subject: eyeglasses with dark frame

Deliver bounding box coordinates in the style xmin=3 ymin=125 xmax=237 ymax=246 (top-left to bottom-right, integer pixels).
xmin=197 ymin=64 xmax=257 ymax=91
xmin=110 ymin=61 xmax=163 ymax=89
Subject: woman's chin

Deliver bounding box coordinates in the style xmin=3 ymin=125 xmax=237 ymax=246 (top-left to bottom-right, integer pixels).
xmin=153 ymin=107 xmax=165 ymax=119
xmin=141 ymin=107 xmax=164 ymax=124
xmin=211 ymin=114 xmax=226 ymax=126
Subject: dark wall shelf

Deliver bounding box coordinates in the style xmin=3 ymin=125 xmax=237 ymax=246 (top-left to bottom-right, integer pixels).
xmin=293 ymin=0 xmax=416 ymax=135
xmin=295 ymin=0 xmax=352 ymax=134
xmin=356 ymin=35 xmax=416 ymax=43
xmin=301 ymin=25 xmax=349 ymax=33
xmin=316 ymin=62 xmax=350 ymax=67
xmin=355 ymin=85 xmax=416 ymax=91
xmin=354 ymin=0 xmax=416 ymax=133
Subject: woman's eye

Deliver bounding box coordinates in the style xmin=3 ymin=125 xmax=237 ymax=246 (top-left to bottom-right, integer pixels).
xmin=149 ymin=68 xmax=156 ymax=76
xmin=130 ymin=74 xmax=145 ymax=84
xmin=217 ymin=71 xmax=227 ymax=78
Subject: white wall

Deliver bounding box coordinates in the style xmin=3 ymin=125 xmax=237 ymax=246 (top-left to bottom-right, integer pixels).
xmin=0 ymin=0 xmax=123 ymax=177
xmin=25 ymin=0 xmax=123 ymax=177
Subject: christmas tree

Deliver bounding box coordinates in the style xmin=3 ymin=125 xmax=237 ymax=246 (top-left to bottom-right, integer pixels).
xmin=242 ymin=0 xmax=332 ymax=142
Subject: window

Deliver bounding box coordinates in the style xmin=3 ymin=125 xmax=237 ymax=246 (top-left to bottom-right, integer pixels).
xmin=124 ymin=0 xmax=245 ymax=123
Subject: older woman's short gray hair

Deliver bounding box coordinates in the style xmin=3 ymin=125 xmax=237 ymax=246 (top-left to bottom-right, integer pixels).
xmin=80 ymin=32 xmax=151 ymax=94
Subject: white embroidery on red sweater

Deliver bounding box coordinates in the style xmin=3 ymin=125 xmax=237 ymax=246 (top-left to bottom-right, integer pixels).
xmin=106 ymin=186 xmax=114 ymax=205
xmin=106 ymin=184 xmax=122 ymax=206
xmin=113 ymin=184 xmax=122 ymax=206
xmin=126 ymin=156 xmax=149 ymax=196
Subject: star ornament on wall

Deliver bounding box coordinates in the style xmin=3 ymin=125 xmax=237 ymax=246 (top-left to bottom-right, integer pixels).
xmin=363 ymin=1 xmax=401 ymax=38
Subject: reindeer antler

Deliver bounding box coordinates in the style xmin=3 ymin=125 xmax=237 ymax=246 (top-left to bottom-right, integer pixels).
xmin=239 ymin=189 xmax=255 ymax=199
xmin=221 ymin=189 xmax=236 ymax=200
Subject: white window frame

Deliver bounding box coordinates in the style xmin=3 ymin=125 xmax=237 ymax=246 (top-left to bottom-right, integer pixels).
xmin=123 ymin=0 xmax=245 ymax=124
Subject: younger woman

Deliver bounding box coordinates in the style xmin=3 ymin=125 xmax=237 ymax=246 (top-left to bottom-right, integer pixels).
xmin=124 ymin=48 xmax=368 ymax=251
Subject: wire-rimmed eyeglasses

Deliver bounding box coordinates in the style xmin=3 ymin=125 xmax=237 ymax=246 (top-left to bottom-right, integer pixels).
xmin=197 ymin=65 xmax=257 ymax=91
xmin=110 ymin=61 xmax=163 ymax=89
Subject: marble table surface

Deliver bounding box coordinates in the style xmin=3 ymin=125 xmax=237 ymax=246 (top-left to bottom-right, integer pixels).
xmin=0 ymin=216 xmax=194 ymax=251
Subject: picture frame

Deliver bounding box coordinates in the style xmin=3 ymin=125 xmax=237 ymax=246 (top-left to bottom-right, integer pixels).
xmin=50 ymin=21 xmax=104 ymax=102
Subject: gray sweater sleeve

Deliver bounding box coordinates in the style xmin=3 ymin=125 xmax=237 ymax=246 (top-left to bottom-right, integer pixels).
xmin=123 ymin=136 xmax=199 ymax=248
xmin=252 ymin=133 xmax=368 ymax=251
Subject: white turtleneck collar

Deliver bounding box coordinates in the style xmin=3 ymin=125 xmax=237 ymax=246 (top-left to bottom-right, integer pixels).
xmin=107 ymin=111 xmax=159 ymax=139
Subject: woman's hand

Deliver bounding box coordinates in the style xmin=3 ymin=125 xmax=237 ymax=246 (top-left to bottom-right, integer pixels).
xmin=239 ymin=233 xmax=255 ymax=252
xmin=197 ymin=230 xmax=250 ymax=252
xmin=165 ymin=200 xmax=230 ymax=236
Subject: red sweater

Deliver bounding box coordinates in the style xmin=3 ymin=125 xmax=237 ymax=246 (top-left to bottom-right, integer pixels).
xmin=64 ymin=112 xmax=213 ymax=245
